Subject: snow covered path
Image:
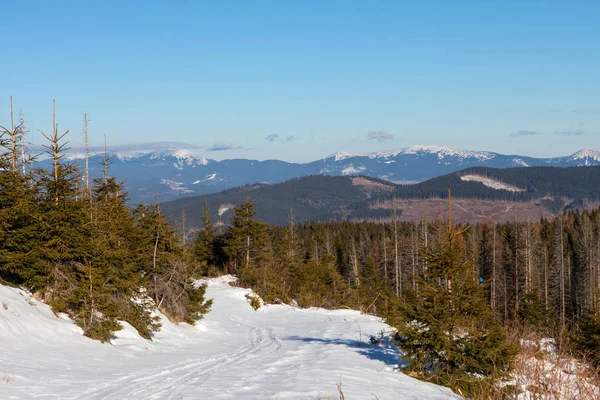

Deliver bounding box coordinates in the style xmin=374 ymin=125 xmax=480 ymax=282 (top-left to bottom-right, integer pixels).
xmin=0 ymin=277 xmax=458 ymax=399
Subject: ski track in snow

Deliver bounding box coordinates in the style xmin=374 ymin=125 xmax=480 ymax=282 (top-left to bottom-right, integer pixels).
xmin=0 ymin=277 xmax=458 ymax=400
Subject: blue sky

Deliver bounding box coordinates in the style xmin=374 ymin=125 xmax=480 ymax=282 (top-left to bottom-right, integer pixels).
xmin=1 ymin=0 xmax=599 ymax=162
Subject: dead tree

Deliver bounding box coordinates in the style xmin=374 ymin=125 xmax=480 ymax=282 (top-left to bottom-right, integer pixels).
xmin=39 ymin=100 xmax=70 ymax=205
xmin=1 ymin=96 xmax=25 ymax=172
xmin=393 ymin=198 xmax=401 ymax=297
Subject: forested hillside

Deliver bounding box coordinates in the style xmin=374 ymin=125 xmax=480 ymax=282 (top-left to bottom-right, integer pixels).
xmin=390 ymin=165 xmax=600 ymax=201
xmin=163 ymin=166 xmax=600 ymax=227
xmin=162 ymin=175 xmax=396 ymax=226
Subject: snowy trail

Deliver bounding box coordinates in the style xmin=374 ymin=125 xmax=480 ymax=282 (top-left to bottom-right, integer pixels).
xmin=1 ymin=277 xmax=458 ymax=399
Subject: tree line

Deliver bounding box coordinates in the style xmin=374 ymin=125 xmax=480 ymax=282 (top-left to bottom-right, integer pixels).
xmin=0 ymin=101 xmax=211 ymax=341
xmin=382 ymin=165 xmax=600 ymax=204
xmin=194 ymin=195 xmax=600 ymax=396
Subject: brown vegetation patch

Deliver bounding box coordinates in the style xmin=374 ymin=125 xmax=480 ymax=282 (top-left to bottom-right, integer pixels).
xmin=351 ymin=177 xmax=395 ymax=192
xmin=372 ymin=198 xmax=555 ymax=223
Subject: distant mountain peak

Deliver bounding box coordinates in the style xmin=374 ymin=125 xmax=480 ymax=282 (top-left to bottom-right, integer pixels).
xmin=171 ymin=149 xmax=209 ymax=166
xmin=400 ymin=145 xmax=496 ymax=160
xmin=327 ymin=145 xmax=496 ymax=162
xmin=326 ymin=151 xmax=368 ymax=161
xmin=570 ymin=148 xmax=600 ymax=162
xmin=112 ymin=148 xmax=209 ymax=166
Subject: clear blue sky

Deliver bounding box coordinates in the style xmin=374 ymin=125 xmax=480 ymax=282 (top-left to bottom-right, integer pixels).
xmin=1 ymin=0 xmax=599 ymax=162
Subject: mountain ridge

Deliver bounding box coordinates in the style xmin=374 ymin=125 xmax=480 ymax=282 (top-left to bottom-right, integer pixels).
xmin=37 ymin=145 xmax=600 ymax=203
xmin=161 ymin=165 xmax=600 ymax=227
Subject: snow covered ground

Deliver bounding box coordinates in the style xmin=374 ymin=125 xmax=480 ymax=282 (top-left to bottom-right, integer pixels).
xmin=0 ymin=277 xmax=458 ymax=400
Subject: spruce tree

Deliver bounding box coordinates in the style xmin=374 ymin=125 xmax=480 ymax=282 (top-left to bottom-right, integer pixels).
xmin=224 ymin=199 xmax=271 ymax=289
xmin=194 ymin=204 xmax=217 ymax=273
xmin=396 ymin=220 xmax=516 ymax=396
xmin=573 ymin=313 xmax=600 ymax=368
xmin=134 ymin=203 xmax=212 ymax=325
xmin=271 ymin=210 xmax=303 ymax=302
xmin=87 ymin=175 xmax=159 ymax=340
xmin=0 ymin=135 xmax=38 ymax=285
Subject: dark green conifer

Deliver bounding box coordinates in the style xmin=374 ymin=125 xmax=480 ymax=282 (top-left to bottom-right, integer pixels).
xmin=224 ymin=199 xmax=271 ymax=288
xmin=397 ymin=221 xmax=517 ymax=396
xmin=194 ymin=204 xmax=217 ymax=273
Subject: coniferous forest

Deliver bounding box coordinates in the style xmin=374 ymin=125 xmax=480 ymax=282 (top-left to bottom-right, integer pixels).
xmin=192 ymin=197 xmax=600 ymax=396
xmin=2 ymin=104 xmax=600 ymax=398
xmin=0 ymin=104 xmax=212 ymax=342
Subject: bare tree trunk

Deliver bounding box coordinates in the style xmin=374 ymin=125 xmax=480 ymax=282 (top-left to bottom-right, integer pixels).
xmin=246 ymin=236 xmax=250 ymax=270
xmin=393 ymin=198 xmax=400 ymax=298
xmin=102 ymin=134 xmax=108 ymax=185
xmin=89 ymin=264 xmax=95 ymax=328
xmin=83 ymin=112 xmax=90 ymax=202
xmin=544 ymin=247 xmax=549 ymax=311
xmin=423 ymin=216 xmax=428 ymax=274
xmin=289 ymin=209 xmax=295 ymax=261
xmin=411 ymin=224 xmax=416 ymax=291
xmin=10 ymin=96 xmax=16 ymax=171
xmin=38 ymin=100 xmax=69 ymax=205
xmin=352 ymin=242 xmax=360 ymax=288
xmin=504 ymin=270 xmax=508 ymax=321
xmin=1 ymin=96 xmax=26 ymax=173
xmin=515 ymin=224 xmax=519 ymax=316
xmin=153 ymin=222 xmax=160 ymax=303
xmin=560 ymin=214 xmax=565 ymax=327
xmin=181 ymin=208 xmax=187 ymax=245
xmin=74 ymin=155 xmax=79 ymax=201
xmin=19 ymin=110 xmax=27 ymax=175
xmin=525 ymin=223 xmax=529 ymax=293
xmin=382 ymin=235 xmax=388 ymax=281
xmin=596 ymin=226 xmax=600 ymax=313
xmin=53 ymin=101 xmax=58 ymax=192
xmin=492 ymin=223 xmax=496 ymax=310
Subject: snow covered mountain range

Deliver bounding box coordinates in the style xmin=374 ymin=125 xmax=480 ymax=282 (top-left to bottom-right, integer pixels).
xmin=42 ymin=145 xmax=600 ymax=203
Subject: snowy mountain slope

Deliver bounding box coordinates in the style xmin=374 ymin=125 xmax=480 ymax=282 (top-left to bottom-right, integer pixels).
xmin=36 ymin=145 xmax=600 ymax=203
xmin=0 ymin=277 xmax=458 ymax=399
xmin=549 ymin=148 xmax=600 ymax=166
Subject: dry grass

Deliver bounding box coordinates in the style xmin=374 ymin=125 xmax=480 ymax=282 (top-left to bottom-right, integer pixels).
xmin=315 ymin=378 xmax=346 ymax=400
xmin=433 ymin=329 xmax=600 ymax=399
xmin=510 ymin=338 xmax=600 ymax=399
xmin=351 ymin=177 xmax=395 ymax=192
